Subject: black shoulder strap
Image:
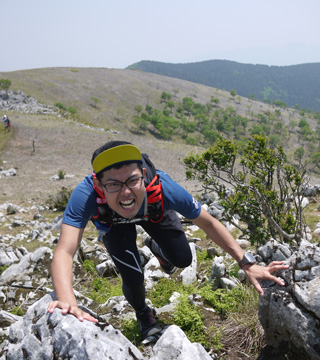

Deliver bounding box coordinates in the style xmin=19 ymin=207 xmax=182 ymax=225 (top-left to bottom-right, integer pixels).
xmin=141 ymin=153 xmax=157 ymax=183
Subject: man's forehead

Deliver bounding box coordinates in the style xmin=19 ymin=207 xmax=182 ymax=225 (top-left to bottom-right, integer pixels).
xmin=101 ymin=163 xmax=142 ymax=180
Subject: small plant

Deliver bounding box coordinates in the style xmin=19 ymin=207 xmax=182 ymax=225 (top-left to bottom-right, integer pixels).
xmin=121 ymin=317 xmax=141 ymax=343
xmin=68 ymin=107 xmax=77 ymax=114
xmin=85 ymin=277 xmax=123 ymax=303
xmin=11 ymin=306 xmax=25 ymax=316
xmin=0 ymin=265 xmax=10 ymax=275
xmin=209 ymin=326 xmax=224 ymax=352
xmin=199 ymin=285 xmax=244 ymax=316
xmin=220 ymin=284 xmax=264 ymax=357
xmin=55 ymin=102 xmax=77 ymax=115
xmin=83 ymin=260 xmax=96 ymax=273
xmin=47 ymin=187 xmax=72 ymax=211
xmin=149 ymin=278 xmax=176 ymax=307
xmin=55 ymin=102 xmax=68 ymax=111
xmin=90 ymin=97 xmax=101 ymax=109
xmin=6 ymin=205 xmax=17 ymax=215
xmin=0 ymin=79 xmax=12 ymax=94
xmin=173 ymin=294 xmax=209 ymax=347
xmin=58 ymin=169 xmax=66 ymax=179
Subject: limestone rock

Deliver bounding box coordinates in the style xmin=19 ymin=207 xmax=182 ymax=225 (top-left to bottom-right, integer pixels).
xmin=258 ymin=239 xmax=320 ymax=359
xmin=150 ymin=325 xmax=212 ymax=360
xmin=1 ymin=293 xmax=144 ymax=360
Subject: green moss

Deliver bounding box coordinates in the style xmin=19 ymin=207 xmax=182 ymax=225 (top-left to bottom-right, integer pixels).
xmin=85 ymin=277 xmax=123 ymax=303
xmin=83 ymin=260 xmax=96 ymax=273
xmin=121 ymin=317 xmax=142 ymax=343
xmin=173 ymin=294 xmax=209 ymax=347
xmin=0 ymin=265 xmax=10 ymax=275
xmin=11 ymin=306 xmax=25 ymax=316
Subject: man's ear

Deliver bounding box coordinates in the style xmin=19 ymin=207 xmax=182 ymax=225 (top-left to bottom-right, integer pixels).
xmin=93 ymin=176 xmax=103 ymax=191
xmin=142 ymin=168 xmax=147 ymax=178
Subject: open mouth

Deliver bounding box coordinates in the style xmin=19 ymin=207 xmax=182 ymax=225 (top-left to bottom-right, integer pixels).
xmin=120 ymin=199 xmax=135 ymax=209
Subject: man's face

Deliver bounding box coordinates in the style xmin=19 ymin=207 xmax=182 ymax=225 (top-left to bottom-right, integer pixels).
xmin=94 ymin=163 xmax=146 ymax=219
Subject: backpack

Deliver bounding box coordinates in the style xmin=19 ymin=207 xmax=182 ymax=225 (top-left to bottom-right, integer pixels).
xmin=91 ymin=153 xmax=164 ymax=228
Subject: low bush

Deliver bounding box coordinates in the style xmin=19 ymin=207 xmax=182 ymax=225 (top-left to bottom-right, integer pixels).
xmin=47 ymin=186 xmax=72 ymax=211
xmin=85 ymin=277 xmax=122 ymax=303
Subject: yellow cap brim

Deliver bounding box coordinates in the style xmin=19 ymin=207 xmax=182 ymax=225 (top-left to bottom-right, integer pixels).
xmin=92 ymin=144 xmax=141 ymax=174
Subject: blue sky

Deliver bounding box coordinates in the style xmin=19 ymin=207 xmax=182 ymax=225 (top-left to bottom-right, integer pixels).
xmin=1 ymin=0 xmax=320 ymax=72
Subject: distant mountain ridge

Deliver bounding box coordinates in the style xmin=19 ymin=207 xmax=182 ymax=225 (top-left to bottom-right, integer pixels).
xmin=127 ymin=60 xmax=320 ymax=112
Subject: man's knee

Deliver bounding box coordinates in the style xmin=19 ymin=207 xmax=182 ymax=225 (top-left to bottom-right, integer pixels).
xmin=171 ymin=248 xmax=193 ymax=268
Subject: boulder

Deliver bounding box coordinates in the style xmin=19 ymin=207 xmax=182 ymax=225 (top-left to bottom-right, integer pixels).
xmin=0 ymin=293 xmax=213 ymax=360
xmin=180 ymin=242 xmax=197 ymax=285
xmin=150 ymin=325 xmax=212 ymax=360
xmin=0 ymin=293 xmax=145 ymax=360
xmin=259 ymin=239 xmax=320 ymax=359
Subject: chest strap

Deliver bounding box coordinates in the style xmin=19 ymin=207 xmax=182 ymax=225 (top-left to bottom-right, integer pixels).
xmin=92 ymin=174 xmax=164 ymax=226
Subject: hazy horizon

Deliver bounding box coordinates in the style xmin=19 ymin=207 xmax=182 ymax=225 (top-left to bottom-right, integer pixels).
xmin=1 ymin=0 xmax=319 ymax=72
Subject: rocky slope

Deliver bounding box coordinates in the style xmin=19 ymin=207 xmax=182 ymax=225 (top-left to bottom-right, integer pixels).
xmin=0 ymin=198 xmax=320 ymax=359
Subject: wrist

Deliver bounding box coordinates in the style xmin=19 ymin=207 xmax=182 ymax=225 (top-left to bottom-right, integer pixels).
xmin=238 ymin=253 xmax=256 ymax=269
xmin=241 ymin=263 xmax=255 ymax=271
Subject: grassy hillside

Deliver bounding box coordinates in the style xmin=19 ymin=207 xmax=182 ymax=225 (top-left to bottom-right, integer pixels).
xmin=1 ymin=66 xmax=315 ymax=132
xmin=127 ymin=60 xmax=320 ymax=112
xmin=1 ymin=67 xmax=320 ymax=206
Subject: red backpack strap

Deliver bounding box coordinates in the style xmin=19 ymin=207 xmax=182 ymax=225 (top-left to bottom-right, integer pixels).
xmin=93 ymin=173 xmax=107 ymax=201
xmin=145 ymin=174 xmax=164 ymax=222
xmin=92 ymin=173 xmax=109 ymax=222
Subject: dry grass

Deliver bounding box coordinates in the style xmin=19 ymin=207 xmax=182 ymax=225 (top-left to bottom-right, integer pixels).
xmin=1 ymin=66 xmax=319 ymax=212
xmin=0 ymin=112 xmax=200 ymax=206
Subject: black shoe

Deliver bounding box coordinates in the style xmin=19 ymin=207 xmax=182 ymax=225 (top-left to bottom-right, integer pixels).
xmin=136 ymin=305 xmax=162 ymax=339
xmin=144 ymin=237 xmax=177 ymax=275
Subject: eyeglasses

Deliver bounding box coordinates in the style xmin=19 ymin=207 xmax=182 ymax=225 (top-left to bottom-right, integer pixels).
xmin=99 ymin=176 xmax=144 ymax=193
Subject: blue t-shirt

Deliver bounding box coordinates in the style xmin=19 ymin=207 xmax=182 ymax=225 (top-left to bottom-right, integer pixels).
xmin=63 ymin=170 xmax=201 ymax=230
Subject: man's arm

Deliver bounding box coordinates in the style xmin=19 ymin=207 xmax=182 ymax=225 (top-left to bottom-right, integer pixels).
xmin=192 ymin=208 xmax=288 ymax=296
xmin=47 ymin=223 xmax=98 ymax=322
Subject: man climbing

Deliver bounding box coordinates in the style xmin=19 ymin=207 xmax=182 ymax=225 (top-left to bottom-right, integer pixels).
xmin=48 ymin=140 xmax=288 ymax=339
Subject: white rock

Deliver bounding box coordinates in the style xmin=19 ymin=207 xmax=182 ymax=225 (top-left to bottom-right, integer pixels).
xmin=150 ymin=325 xmax=212 ymax=360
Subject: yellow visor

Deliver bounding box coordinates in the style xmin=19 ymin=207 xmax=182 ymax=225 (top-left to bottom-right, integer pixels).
xmin=92 ymin=144 xmax=142 ymax=173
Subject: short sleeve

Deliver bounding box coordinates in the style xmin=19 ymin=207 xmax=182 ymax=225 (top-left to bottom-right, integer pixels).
xmin=158 ymin=170 xmax=201 ymax=219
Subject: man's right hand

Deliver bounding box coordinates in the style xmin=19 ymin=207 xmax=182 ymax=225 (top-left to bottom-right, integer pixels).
xmin=49 ymin=225 xmax=98 ymax=323
xmin=47 ymin=300 xmax=98 ymax=323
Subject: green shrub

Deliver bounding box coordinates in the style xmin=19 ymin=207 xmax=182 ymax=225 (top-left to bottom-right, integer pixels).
xmin=186 ymin=136 xmax=197 ymax=145
xmin=121 ymin=317 xmax=141 ymax=343
xmin=55 ymin=102 xmax=68 ymax=111
xmin=149 ymin=278 xmax=176 ymax=307
xmin=58 ymin=169 xmax=66 ymax=179
xmin=0 ymin=79 xmax=11 ymax=93
xmin=173 ymin=294 xmax=209 ymax=347
xmin=196 ymin=249 xmax=211 ymax=262
xmin=199 ymin=283 xmax=259 ymax=317
xmin=47 ymin=186 xmax=72 ymax=211
xmin=55 ymin=102 xmax=77 ymax=114
xmin=83 ymin=260 xmax=96 ymax=273
xmin=86 ymin=277 xmax=122 ymax=303
xmin=68 ymin=107 xmax=77 ymax=114
xmin=11 ymin=306 xmax=25 ymax=316
xmin=0 ymin=265 xmax=9 ymax=275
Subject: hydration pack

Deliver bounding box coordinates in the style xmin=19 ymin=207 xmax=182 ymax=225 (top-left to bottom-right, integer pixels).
xmin=92 ymin=153 xmax=164 ymax=227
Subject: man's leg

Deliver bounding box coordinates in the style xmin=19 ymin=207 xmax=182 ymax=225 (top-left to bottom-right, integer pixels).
xmin=142 ymin=210 xmax=193 ymax=269
xmin=102 ymin=223 xmax=161 ymax=338
xmin=102 ymin=223 xmax=146 ymax=311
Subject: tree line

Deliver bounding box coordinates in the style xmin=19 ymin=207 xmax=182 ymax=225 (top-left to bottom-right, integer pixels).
xmin=132 ymin=91 xmax=320 ymax=174
xmin=127 ymin=60 xmax=320 ymax=112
